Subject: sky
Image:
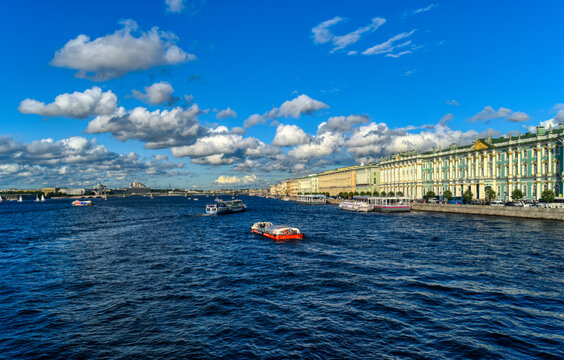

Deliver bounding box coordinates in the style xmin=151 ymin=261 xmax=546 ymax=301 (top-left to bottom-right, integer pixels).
xmin=1 ymin=0 xmax=563 ymax=189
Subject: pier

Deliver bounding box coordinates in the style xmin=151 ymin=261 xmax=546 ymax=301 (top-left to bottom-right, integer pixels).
xmin=412 ymin=203 xmax=564 ymax=221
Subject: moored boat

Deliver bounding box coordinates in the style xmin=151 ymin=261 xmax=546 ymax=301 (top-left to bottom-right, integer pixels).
xmin=72 ymin=200 xmax=93 ymax=206
xmin=339 ymin=198 xmax=373 ymax=212
xmin=250 ymin=222 xmax=304 ymax=240
xmin=296 ymin=194 xmax=326 ymax=205
xmin=206 ymin=199 xmax=246 ymax=215
xmin=369 ymin=196 xmax=411 ymax=212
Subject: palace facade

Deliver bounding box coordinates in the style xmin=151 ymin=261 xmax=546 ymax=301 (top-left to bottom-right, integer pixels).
xmin=379 ymin=126 xmax=563 ymax=200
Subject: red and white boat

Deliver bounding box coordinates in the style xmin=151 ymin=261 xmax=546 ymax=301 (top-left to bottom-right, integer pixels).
xmin=339 ymin=196 xmax=373 ymax=212
xmin=369 ymin=196 xmax=411 ymax=212
xmin=250 ymin=222 xmax=304 ymax=240
xmin=72 ymin=200 xmax=93 ymax=206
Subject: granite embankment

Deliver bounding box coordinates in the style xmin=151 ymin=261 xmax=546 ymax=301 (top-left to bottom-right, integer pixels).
xmin=412 ymin=203 xmax=564 ymax=221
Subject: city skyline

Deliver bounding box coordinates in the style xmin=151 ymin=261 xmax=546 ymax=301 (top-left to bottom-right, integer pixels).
xmin=2 ymin=1 xmax=564 ymax=189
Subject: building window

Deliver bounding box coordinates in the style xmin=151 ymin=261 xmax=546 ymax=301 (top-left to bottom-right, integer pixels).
xmin=556 ymin=160 xmax=560 ymax=174
xmin=523 ymin=184 xmax=527 ymax=197
xmin=533 ymin=184 xmax=537 ymax=198
xmin=522 ymin=163 xmax=527 ymax=177
xmin=544 ymin=162 xmax=549 ymax=175
xmin=555 ymin=183 xmax=561 ymax=196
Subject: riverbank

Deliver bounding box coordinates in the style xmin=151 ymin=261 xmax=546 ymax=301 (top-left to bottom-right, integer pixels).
xmin=412 ymin=203 xmax=564 ymax=221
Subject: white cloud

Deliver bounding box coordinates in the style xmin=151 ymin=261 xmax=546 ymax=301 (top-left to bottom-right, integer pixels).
xmin=243 ymin=114 xmax=266 ymax=129
xmin=538 ymin=109 xmax=564 ymax=128
xmin=273 ymin=94 xmax=329 ymax=118
xmin=165 ymin=0 xmax=184 ymax=13
xmin=403 ymin=69 xmax=417 ymax=76
xmin=216 ymin=107 xmax=237 ymax=119
xmin=362 ymin=30 xmax=416 ymax=56
xmin=132 ymin=81 xmax=175 ymax=105
xmin=86 ymin=105 xmax=206 ymax=149
xmin=312 ymin=16 xmax=343 ymax=44
xmin=317 ymin=115 xmax=369 ymax=134
xmin=507 ymin=111 xmax=530 ymax=122
xmin=51 ymin=19 xmax=195 ymax=80
xmin=214 ymin=174 xmax=259 ymax=185
xmin=312 ymin=16 xmax=387 ymax=52
xmin=410 ymin=4 xmax=438 ymax=16
xmin=470 ymin=106 xmax=529 ymax=123
xmin=288 ymin=132 xmax=344 ymax=160
xmin=272 ymin=124 xmax=310 ymax=147
xmin=446 ymin=99 xmax=460 ymax=106
xmin=18 ymin=87 xmax=116 ymax=119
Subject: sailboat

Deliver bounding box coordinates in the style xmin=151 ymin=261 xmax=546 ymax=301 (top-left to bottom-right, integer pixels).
xmin=0 ymin=195 xmax=3 ymax=202
xmin=41 ymin=194 xmax=45 ymax=202
xmin=17 ymin=195 xmax=22 ymax=202
xmin=35 ymin=195 xmax=40 ymax=202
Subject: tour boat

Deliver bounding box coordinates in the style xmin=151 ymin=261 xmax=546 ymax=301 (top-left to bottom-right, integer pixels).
xmin=250 ymin=222 xmax=304 ymax=240
xmin=72 ymin=200 xmax=93 ymax=206
xmin=297 ymin=194 xmax=327 ymax=205
xmin=205 ymin=199 xmax=246 ymax=215
xmin=339 ymin=199 xmax=373 ymax=212
xmin=368 ymin=196 xmax=411 ymax=212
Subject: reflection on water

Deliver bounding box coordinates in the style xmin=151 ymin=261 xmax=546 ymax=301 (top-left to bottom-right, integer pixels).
xmin=0 ymin=196 xmax=562 ymax=359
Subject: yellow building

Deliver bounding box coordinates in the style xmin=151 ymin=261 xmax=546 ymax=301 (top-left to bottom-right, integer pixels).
xmin=42 ymin=187 xmax=59 ymax=194
xmin=287 ymin=178 xmax=299 ymax=196
xmin=318 ymin=166 xmax=356 ymax=196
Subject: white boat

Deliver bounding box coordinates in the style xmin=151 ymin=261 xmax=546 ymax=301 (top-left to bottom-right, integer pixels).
xmin=368 ymin=196 xmax=411 ymax=212
xmin=0 ymin=195 xmax=3 ymax=202
xmin=206 ymin=199 xmax=246 ymax=215
xmin=41 ymin=194 xmax=45 ymax=202
xmin=339 ymin=198 xmax=373 ymax=212
xmin=17 ymin=196 xmax=22 ymax=203
xmin=35 ymin=195 xmax=40 ymax=202
xmin=296 ymin=194 xmax=326 ymax=205
xmin=281 ymin=196 xmax=290 ymax=201
xmin=194 ymin=198 xmax=198 ymax=201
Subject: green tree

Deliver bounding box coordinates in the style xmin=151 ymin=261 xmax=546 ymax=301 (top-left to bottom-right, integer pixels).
xmin=373 ymin=191 xmax=379 ymax=197
xmin=463 ymin=189 xmax=473 ymax=203
xmin=388 ymin=191 xmax=395 ymax=197
xmin=360 ymin=191 xmax=367 ymax=196
xmin=443 ymin=190 xmax=453 ymax=201
xmin=397 ymin=191 xmax=404 ymax=196
xmin=485 ymin=188 xmax=496 ymax=203
xmin=426 ymin=190 xmax=436 ymax=199
xmin=380 ymin=192 xmax=386 ymax=197
xmin=348 ymin=192 xmax=355 ymax=198
xmin=511 ymin=189 xmax=523 ymax=200
xmin=541 ymin=189 xmax=555 ymax=203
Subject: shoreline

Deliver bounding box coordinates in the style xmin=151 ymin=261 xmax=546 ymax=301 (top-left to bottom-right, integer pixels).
xmin=411 ymin=203 xmax=564 ymax=221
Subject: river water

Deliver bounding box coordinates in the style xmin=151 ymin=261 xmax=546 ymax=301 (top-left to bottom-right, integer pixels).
xmin=0 ymin=196 xmax=562 ymax=359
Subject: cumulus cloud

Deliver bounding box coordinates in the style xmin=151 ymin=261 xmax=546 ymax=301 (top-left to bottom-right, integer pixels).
xmin=288 ymin=132 xmax=344 ymax=160
xmin=272 ymin=94 xmax=329 ymax=118
xmin=132 ymin=81 xmax=175 ymax=105
xmin=317 ymin=115 xmax=370 ymax=134
xmin=470 ymin=106 xmax=529 ymax=123
xmin=18 ymin=87 xmax=117 ymax=119
xmin=272 ymin=124 xmax=310 ymax=147
xmin=537 ymin=109 xmax=564 ymax=129
xmin=215 ymin=107 xmax=237 ymax=119
xmin=362 ymin=30 xmax=417 ymax=57
xmin=312 ymin=16 xmax=387 ymax=52
xmin=51 ymin=19 xmax=195 ymax=80
xmin=0 ymin=136 xmax=184 ymax=187
xmin=243 ymin=114 xmax=266 ymax=129
xmin=214 ymin=174 xmax=259 ymax=185
xmin=86 ymin=104 xmax=206 ymax=149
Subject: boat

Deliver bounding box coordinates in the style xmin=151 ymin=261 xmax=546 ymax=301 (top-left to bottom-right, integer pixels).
xmin=41 ymin=194 xmax=45 ymax=202
xmin=281 ymin=196 xmax=290 ymax=201
xmin=296 ymin=194 xmax=326 ymax=205
xmin=251 ymin=222 xmax=304 ymax=240
xmin=368 ymin=196 xmax=411 ymax=212
xmin=35 ymin=195 xmax=40 ymax=202
xmin=206 ymin=199 xmax=246 ymax=215
xmin=0 ymin=195 xmax=2 ymax=202
xmin=339 ymin=197 xmax=373 ymax=212
xmin=17 ymin=196 xmax=22 ymax=203
xmin=193 ymin=198 xmax=198 ymax=201
xmin=72 ymin=200 xmax=93 ymax=206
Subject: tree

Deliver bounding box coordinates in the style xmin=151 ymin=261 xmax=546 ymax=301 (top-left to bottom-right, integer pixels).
xmin=388 ymin=191 xmax=395 ymax=197
xmin=463 ymin=189 xmax=473 ymax=204
xmin=426 ymin=190 xmax=436 ymax=199
xmin=541 ymin=189 xmax=555 ymax=203
xmin=373 ymin=191 xmax=380 ymax=197
xmin=348 ymin=192 xmax=355 ymax=198
xmin=360 ymin=191 xmax=367 ymax=196
xmin=397 ymin=191 xmax=404 ymax=196
xmin=511 ymin=189 xmax=523 ymax=200
xmin=485 ymin=188 xmax=496 ymax=203
xmin=443 ymin=190 xmax=453 ymax=201
xmin=380 ymin=192 xmax=386 ymax=197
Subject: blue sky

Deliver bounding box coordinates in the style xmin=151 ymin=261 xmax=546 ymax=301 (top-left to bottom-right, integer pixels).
xmin=1 ymin=0 xmax=563 ymax=189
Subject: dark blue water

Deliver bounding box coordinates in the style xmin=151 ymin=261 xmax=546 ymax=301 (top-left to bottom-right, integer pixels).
xmin=0 ymin=196 xmax=562 ymax=359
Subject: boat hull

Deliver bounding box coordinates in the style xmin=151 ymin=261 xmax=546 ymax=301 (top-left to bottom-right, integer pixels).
xmin=372 ymin=205 xmax=411 ymax=213
xmin=251 ymin=228 xmax=304 ymax=240
xmin=206 ymin=206 xmax=246 ymax=215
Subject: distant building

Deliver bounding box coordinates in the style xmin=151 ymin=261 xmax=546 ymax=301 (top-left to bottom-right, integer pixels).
xmin=42 ymin=187 xmax=59 ymax=194
xmin=66 ymin=188 xmax=86 ymax=196
xmin=130 ymin=181 xmax=147 ymax=188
